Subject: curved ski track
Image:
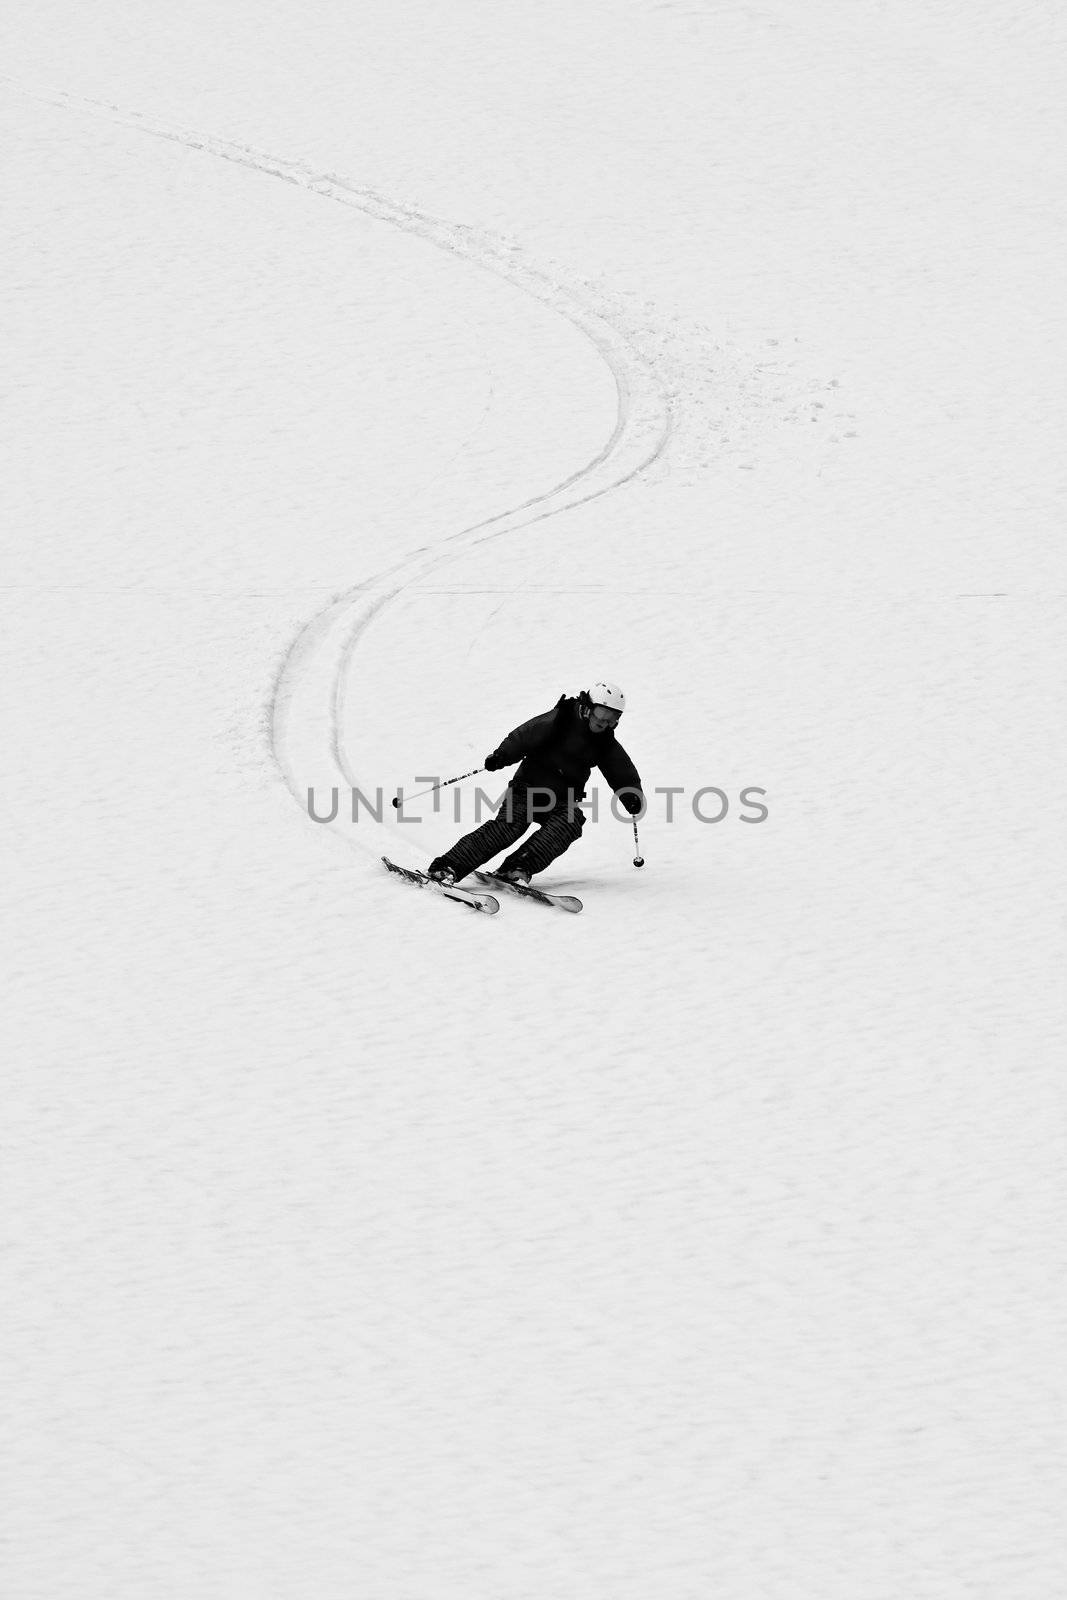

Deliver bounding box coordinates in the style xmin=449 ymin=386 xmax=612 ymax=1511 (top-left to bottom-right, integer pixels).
xmin=13 ymin=84 xmax=674 ymax=868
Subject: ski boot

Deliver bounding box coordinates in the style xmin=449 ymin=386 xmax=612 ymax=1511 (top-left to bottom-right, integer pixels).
xmin=496 ymin=864 xmax=532 ymax=886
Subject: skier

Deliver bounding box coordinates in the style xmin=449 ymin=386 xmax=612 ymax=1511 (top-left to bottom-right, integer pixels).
xmin=427 ymin=682 xmax=645 ymax=886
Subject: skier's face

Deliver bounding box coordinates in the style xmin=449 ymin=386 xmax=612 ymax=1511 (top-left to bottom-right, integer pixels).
xmin=588 ymin=703 xmax=621 ymax=734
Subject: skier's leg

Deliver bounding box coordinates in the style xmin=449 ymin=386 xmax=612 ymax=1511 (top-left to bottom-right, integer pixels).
xmin=498 ymin=805 xmax=585 ymax=878
xmin=427 ymin=786 xmax=539 ymax=881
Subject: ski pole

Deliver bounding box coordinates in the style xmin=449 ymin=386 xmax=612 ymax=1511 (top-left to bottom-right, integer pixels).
xmin=632 ymin=817 xmax=645 ymax=868
xmin=391 ymin=768 xmax=484 ymax=808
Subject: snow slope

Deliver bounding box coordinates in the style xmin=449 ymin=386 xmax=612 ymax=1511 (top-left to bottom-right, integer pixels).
xmin=3 ymin=4 xmax=1065 ymax=1596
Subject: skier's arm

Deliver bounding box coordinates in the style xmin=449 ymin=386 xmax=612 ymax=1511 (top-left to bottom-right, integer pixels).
xmin=484 ymin=706 xmax=559 ymax=770
xmin=598 ymin=743 xmax=645 ymax=814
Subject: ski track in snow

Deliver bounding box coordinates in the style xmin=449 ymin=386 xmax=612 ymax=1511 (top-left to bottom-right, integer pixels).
xmin=9 ymin=80 xmax=674 ymax=872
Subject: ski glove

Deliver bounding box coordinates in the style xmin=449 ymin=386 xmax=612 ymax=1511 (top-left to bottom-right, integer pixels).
xmin=618 ymin=788 xmax=645 ymax=816
xmin=484 ymin=753 xmax=505 ymax=771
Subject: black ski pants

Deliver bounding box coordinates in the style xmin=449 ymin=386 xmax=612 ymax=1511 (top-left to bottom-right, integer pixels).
xmin=430 ymin=784 xmax=584 ymax=880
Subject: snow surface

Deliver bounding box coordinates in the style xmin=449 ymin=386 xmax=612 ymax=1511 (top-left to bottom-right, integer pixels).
xmin=3 ymin=3 xmax=1065 ymax=1596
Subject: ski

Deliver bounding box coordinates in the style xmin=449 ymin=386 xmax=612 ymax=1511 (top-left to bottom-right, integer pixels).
xmin=473 ymin=872 xmax=583 ymax=914
xmin=382 ymin=857 xmax=500 ymax=914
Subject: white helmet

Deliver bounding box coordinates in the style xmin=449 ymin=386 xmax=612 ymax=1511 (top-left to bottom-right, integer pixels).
xmin=588 ymin=681 xmax=626 ymax=714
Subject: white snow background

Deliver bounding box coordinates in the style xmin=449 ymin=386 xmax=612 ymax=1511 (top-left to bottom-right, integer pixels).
xmin=3 ymin=2 xmax=1065 ymax=1596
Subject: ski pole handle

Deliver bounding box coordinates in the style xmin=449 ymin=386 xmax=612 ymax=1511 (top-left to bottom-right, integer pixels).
xmin=392 ymin=768 xmax=484 ymax=807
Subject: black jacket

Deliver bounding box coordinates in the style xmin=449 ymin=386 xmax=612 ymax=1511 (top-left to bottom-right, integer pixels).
xmin=486 ymin=696 xmax=643 ymax=807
